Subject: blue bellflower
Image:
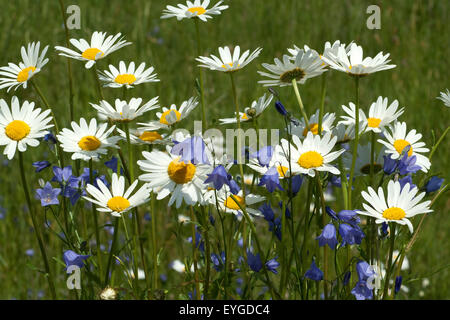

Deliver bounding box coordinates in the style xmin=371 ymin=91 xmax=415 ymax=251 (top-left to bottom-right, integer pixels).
xmin=399 ymin=175 xmax=416 ymax=190
xmin=398 ymin=152 xmax=421 ymax=175
xmin=35 ymin=182 xmax=61 ymax=207
xmin=63 ymin=250 xmax=90 ymax=272
xmin=251 ymin=146 xmax=273 ymax=167
xmin=32 ymin=161 xmax=51 ymax=173
xmin=383 ymin=155 xmax=398 ymax=175
xmin=304 ymin=260 xmax=323 ymax=281
xmin=204 ymin=165 xmax=229 ymax=190
xmin=265 ymin=257 xmax=280 ymax=274
xmin=316 ymin=224 xmax=338 ymax=249
xmin=172 ymin=136 xmax=209 ymax=165
xmin=259 ymin=166 xmax=283 ymax=192
xmin=425 ymin=176 xmax=444 ymax=193
xmin=247 ymin=250 xmax=263 ymax=272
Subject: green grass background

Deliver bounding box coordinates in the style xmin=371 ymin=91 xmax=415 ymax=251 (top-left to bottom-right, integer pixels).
xmin=0 ymin=0 xmax=448 ymax=299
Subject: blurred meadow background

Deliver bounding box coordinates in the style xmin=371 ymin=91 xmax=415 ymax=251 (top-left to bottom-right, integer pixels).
xmin=0 ymin=0 xmax=448 ymax=299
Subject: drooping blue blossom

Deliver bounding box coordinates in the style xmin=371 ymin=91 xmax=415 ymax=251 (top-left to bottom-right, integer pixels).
xmin=172 ymin=136 xmax=210 ymax=165
xmin=265 ymin=257 xmax=280 ymax=274
xmin=44 ymin=132 xmax=57 ymax=144
xmin=290 ymin=175 xmax=303 ymax=196
xmin=399 ymin=175 xmax=416 ymax=190
xmin=260 ymin=203 xmax=281 ymax=241
xmin=251 ymin=146 xmax=274 ymax=167
xmin=32 ymin=161 xmax=51 ymax=173
xmin=187 ymin=226 xmax=204 ymax=252
xmin=63 ymin=250 xmax=90 ymax=272
xmin=211 ymin=252 xmax=225 ymax=272
xmin=425 ymin=176 xmax=444 ymax=193
xmin=383 ymin=155 xmax=398 ymax=175
xmin=398 ymin=152 xmax=421 ymax=175
xmin=209 ymin=212 xmax=215 ymax=226
xmin=381 ymin=222 xmax=389 ymax=237
xmin=227 ymin=176 xmax=241 ymax=194
xmin=35 ymin=182 xmax=61 ymax=207
xmin=280 ymin=201 xmax=291 ymax=219
xmin=260 ymin=203 xmax=275 ymax=221
xmin=351 ymin=281 xmax=373 ymax=300
xmin=25 ymin=249 xmax=35 ymax=257
xmin=259 ymin=166 xmax=283 ymax=192
xmin=330 ymin=174 xmax=342 ymax=187
xmin=343 ymin=271 xmax=351 ymax=286
xmin=204 ymin=165 xmax=229 ymax=190
xmin=52 ymin=166 xmax=73 ymax=184
xmin=104 ymin=157 xmax=123 ymax=174
xmin=395 ymin=276 xmax=403 ymax=294
xmin=304 ymin=260 xmax=323 ymax=281
xmin=325 ymin=206 xmax=339 ymax=220
xmin=247 ymin=250 xmax=263 ymax=272
xmin=337 ymin=210 xmax=361 ymax=227
xmin=355 ymin=260 xmax=376 ymax=282
xmin=339 ymin=223 xmax=365 ymax=246
xmin=316 ymin=224 xmax=338 ymax=249
xmin=275 ymin=101 xmax=287 ymax=116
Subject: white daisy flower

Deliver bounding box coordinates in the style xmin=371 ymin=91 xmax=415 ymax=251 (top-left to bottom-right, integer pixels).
xmin=137 ymin=146 xmax=211 ymax=208
xmin=161 ymin=0 xmax=228 ymax=22
xmin=0 ymin=42 xmax=49 ymax=92
xmin=83 ymin=173 xmax=150 ymax=217
xmin=90 ymin=97 xmax=159 ymax=123
xmin=322 ymin=42 xmax=396 ymax=77
xmin=287 ymin=40 xmax=352 ymax=66
xmin=55 ymin=31 xmax=131 ymax=69
xmin=98 ymin=61 xmax=159 ymax=89
xmin=116 ymin=128 xmax=169 ymax=145
xmin=341 ymin=97 xmax=404 ymax=134
xmin=338 ymin=102 xmax=368 ymax=133
xmin=204 ymin=186 xmax=265 ymax=217
xmin=289 ymin=109 xmax=336 ymax=138
xmin=437 ymin=89 xmax=450 ymax=107
xmin=247 ymin=145 xmax=291 ymax=179
xmin=258 ymin=49 xmax=327 ymax=87
xmin=196 ymin=45 xmax=262 ymax=73
xmin=0 ymin=96 xmax=53 ymax=160
xmin=219 ymin=94 xmax=273 ymax=124
xmin=170 ymin=259 xmax=194 ymax=273
xmin=278 ymin=131 xmax=345 ymax=177
xmin=343 ymin=143 xmax=385 ymax=176
xmin=57 ymin=118 xmax=122 ymax=161
xmin=357 ymin=180 xmax=432 ymax=233
xmin=378 ymin=121 xmax=431 ymax=172
xmin=332 ymin=122 xmax=356 ymax=144
xmin=137 ymin=97 xmax=198 ymax=130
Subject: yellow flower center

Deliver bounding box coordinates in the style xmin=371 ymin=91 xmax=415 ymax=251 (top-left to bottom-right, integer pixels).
xmin=303 ymin=123 xmax=319 ymax=136
xmin=188 ymin=6 xmax=206 ymax=15
xmin=5 ymin=120 xmax=30 ymax=141
xmin=82 ymin=48 xmax=104 ymax=60
xmin=17 ymin=66 xmax=36 ymax=82
xmin=107 ymin=196 xmax=130 ymax=213
xmin=139 ymin=131 xmax=162 ymax=142
xmin=367 ymin=117 xmax=382 ymax=128
xmin=78 ymin=135 xmax=101 ymax=151
xmin=382 ymin=207 xmax=406 ymax=220
xmin=277 ymin=165 xmax=288 ymax=177
xmin=167 ymin=158 xmax=196 ymax=184
xmin=114 ymin=74 xmax=137 ymax=85
xmin=298 ymin=151 xmax=323 ymax=169
xmin=160 ymin=109 xmax=181 ymax=125
xmin=393 ymin=139 xmax=412 ymax=157
xmin=224 ymin=195 xmax=245 ymax=210
xmin=241 ymin=113 xmax=248 ymax=120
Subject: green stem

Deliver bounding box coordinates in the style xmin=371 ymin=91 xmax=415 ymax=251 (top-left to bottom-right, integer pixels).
xmin=315 ymin=173 xmax=329 ymax=299
xmin=19 ymin=152 xmax=57 ymax=299
xmin=58 ymin=0 xmax=75 ymax=121
xmin=89 ymin=159 xmax=103 ymax=278
xmin=104 ymin=217 xmax=120 ymax=286
xmin=347 ymin=77 xmax=360 ymax=209
xmin=318 ymin=73 xmax=328 ymax=136
xmin=92 ymin=64 xmax=104 ymax=100
xmin=291 ymin=79 xmax=309 ymax=127
xmin=150 ymin=191 xmax=158 ymax=291
xmin=190 ymin=206 xmax=201 ymax=300
xmin=194 ymin=18 xmax=207 ymax=131
xmin=382 ymin=224 xmax=396 ymax=299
